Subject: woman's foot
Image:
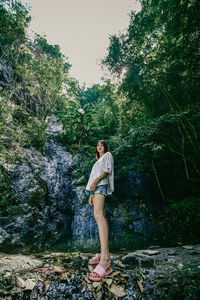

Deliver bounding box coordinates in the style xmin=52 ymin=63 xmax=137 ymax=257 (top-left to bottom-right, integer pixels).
xmin=98 ymin=256 xmax=111 ymax=270
xmin=89 ymin=253 xmax=101 ymax=265
xmin=89 ymin=253 xmax=111 ymax=265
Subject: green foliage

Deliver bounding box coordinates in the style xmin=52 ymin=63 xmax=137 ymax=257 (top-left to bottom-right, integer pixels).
xmin=98 ymin=0 xmax=200 ymax=226
xmin=34 ymin=34 xmax=63 ymax=59
xmin=0 ymin=95 xmax=24 ymax=165
xmin=0 ymin=1 xmax=76 ymax=217
xmin=24 ymin=117 xmax=48 ymax=154
xmin=103 ymin=0 xmax=200 ymax=114
xmin=0 ymin=1 xmax=31 ymax=47
xmin=15 ymin=50 xmax=70 ymax=120
xmin=58 ymin=100 xmax=94 ymax=153
xmin=0 ymin=94 xmax=47 ymax=161
xmin=119 ymin=201 xmax=133 ymax=228
xmin=0 ymin=166 xmax=19 ymax=216
xmin=165 ymin=197 xmax=200 ymax=228
xmin=80 ymin=84 xmax=101 ymax=106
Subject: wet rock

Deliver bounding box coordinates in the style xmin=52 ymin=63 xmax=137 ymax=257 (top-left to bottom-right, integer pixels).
xmin=142 ymin=250 xmax=160 ymax=256
xmin=121 ymin=252 xmax=154 ymax=268
xmin=189 ymin=250 xmax=200 ymax=255
xmin=0 ymin=253 xmax=42 ymax=273
xmin=121 ymin=253 xmax=139 ymax=267
xmin=182 ymin=245 xmax=194 ymax=250
xmin=0 ymin=245 xmax=200 ymax=299
xmin=148 ymin=245 xmax=160 ymax=249
xmin=0 ymin=138 xmax=75 ymax=251
xmin=168 ymin=250 xmax=177 ymax=256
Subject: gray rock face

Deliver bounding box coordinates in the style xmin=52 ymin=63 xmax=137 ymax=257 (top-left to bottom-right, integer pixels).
xmin=71 ymin=186 xmax=99 ymax=250
xmin=0 ymin=115 xmax=76 ymax=251
xmin=0 ymin=227 xmax=9 ymax=244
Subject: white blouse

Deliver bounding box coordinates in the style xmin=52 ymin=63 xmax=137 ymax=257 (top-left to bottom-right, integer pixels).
xmin=85 ymin=151 xmax=114 ymax=195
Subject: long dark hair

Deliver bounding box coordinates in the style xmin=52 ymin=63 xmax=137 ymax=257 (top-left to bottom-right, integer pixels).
xmin=95 ymin=140 xmax=110 ymax=160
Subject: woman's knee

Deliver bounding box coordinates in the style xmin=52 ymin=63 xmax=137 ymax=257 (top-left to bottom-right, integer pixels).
xmin=94 ymin=210 xmax=104 ymax=221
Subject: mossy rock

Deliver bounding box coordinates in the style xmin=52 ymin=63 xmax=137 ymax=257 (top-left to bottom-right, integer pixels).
xmin=26 ymin=177 xmax=47 ymax=208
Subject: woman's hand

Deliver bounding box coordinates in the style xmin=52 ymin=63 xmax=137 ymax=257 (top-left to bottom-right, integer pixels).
xmin=90 ymin=179 xmax=98 ymax=191
xmin=89 ymin=195 xmax=94 ymax=205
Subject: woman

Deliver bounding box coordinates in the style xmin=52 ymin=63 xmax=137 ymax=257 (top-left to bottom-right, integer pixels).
xmin=85 ymin=139 xmax=114 ymax=281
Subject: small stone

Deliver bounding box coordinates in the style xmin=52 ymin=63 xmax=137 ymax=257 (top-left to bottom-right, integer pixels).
xmin=182 ymin=245 xmax=194 ymax=250
xmin=177 ymin=242 xmax=182 ymax=246
xmin=80 ymin=255 xmax=88 ymax=261
xmin=3 ymin=269 xmax=11 ymax=272
xmin=159 ymin=274 xmax=164 ymax=278
xmin=142 ymin=250 xmax=160 ymax=256
xmin=177 ymin=263 xmax=183 ymax=269
xmin=168 ymin=258 xmax=175 ymax=263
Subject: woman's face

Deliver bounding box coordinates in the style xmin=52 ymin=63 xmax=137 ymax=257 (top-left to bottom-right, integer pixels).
xmin=97 ymin=142 xmax=105 ymax=155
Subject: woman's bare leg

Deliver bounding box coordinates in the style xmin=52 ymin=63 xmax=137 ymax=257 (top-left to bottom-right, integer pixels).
xmin=93 ymin=193 xmax=110 ymax=270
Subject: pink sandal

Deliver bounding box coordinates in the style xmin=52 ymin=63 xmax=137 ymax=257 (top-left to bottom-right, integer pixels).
xmin=89 ymin=253 xmax=111 ymax=265
xmin=89 ymin=264 xmax=112 ymax=281
xmin=89 ymin=253 xmax=101 ymax=265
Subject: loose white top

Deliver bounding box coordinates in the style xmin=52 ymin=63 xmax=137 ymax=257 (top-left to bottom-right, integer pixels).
xmin=86 ymin=151 xmax=114 ymax=195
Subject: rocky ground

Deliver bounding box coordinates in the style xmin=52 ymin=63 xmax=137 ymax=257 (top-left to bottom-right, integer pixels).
xmin=0 ymin=244 xmax=200 ymax=300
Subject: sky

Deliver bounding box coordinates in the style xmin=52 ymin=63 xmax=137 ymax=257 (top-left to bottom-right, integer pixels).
xmin=24 ymin=0 xmax=141 ymax=87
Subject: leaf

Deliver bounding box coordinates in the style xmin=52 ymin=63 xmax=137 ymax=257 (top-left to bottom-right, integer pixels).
xmin=96 ymin=283 xmax=102 ymax=293
xmin=110 ymin=270 xmax=121 ymax=277
xmin=108 ymin=283 xmax=126 ymax=297
xmin=81 ymin=282 xmax=87 ymax=293
xmin=105 ymin=278 xmax=112 ymax=286
xmin=44 ymin=280 xmax=50 ymax=292
xmin=96 ymin=290 xmax=102 ymax=300
xmin=117 ymin=260 xmax=125 ymax=268
xmin=59 ymin=273 xmax=67 ymax=280
xmin=87 ymin=283 xmax=93 ymax=292
xmin=92 ymin=281 xmax=102 ymax=288
xmin=139 ymin=271 xmax=146 ymax=279
xmin=121 ymin=273 xmax=129 ymax=278
xmin=137 ymin=280 xmax=144 ymax=294
xmin=37 ymin=267 xmax=52 ymax=272
xmin=88 ymin=265 xmax=94 ymax=272
xmin=24 ymin=279 xmax=36 ymax=290
xmin=16 ymin=277 xmax=26 ymax=288
xmin=53 ymin=266 xmax=66 ymax=273
xmin=85 ymin=275 xmax=91 ymax=283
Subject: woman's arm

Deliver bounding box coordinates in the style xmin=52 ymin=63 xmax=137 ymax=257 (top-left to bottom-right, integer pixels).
xmin=90 ymin=172 xmax=110 ymax=191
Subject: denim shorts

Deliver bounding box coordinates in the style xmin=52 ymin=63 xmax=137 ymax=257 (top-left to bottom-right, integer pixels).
xmin=90 ymin=184 xmax=108 ymax=197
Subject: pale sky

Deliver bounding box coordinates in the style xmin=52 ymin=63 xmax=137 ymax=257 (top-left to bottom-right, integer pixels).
xmin=24 ymin=0 xmax=141 ymax=86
